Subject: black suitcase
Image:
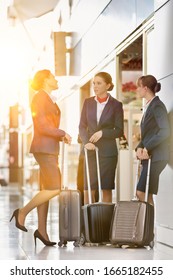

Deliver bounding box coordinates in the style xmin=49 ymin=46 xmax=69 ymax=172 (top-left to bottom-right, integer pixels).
xmin=109 ymin=158 xmax=154 ymax=248
xmin=58 ymin=142 xmax=82 ymax=247
xmin=82 ymin=147 xmax=115 ymax=244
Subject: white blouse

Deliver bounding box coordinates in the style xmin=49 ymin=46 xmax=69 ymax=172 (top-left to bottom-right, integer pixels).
xmin=94 ymin=96 xmax=109 ymax=124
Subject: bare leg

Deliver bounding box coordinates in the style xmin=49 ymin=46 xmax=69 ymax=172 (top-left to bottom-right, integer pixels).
xmin=17 ymin=189 xmax=60 ymax=226
xmin=37 ymin=174 xmax=50 ymax=241
xmin=102 ymin=190 xmax=112 ymax=203
xmin=84 ymin=190 xmax=87 ymax=205
xmin=37 ymin=202 xmax=49 ymax=240
xmin=84 ymin=190 xmax=112 ymax=203
xmin=84 ymin=190 xmax=96 ymax=204
xmin=136 ymin=190 xmax=145 ymax=202
xmin=136 ymin=190 xmax=154 ymax=205
xmin=148 ymin=194 xmax=154 ymax=206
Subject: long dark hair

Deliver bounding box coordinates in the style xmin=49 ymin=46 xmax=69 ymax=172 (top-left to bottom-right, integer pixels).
xmin=137 ymin=75 xmax=161 ymax=93
xmin=31 ymin=69 xmax=51 ymax=91
xmin=94 ymin=72 xmax=114 ymax=91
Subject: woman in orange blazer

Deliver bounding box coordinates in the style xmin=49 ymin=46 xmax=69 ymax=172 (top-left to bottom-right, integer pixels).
xmin=10 ymin=69 xmax=72 ymax=246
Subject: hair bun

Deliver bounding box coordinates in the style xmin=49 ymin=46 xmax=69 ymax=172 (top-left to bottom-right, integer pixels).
xmin=108 ymin=83 xmax=114 ymax=91
xmin=155 ymin=82 xmax=161 ymax=93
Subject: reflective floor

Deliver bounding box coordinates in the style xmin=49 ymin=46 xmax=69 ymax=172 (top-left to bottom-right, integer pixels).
xmin=0 ymin=184 xmax=173 ymax=260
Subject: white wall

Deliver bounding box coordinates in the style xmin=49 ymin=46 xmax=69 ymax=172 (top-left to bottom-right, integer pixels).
xmin=154 ymin=0 xmax=173 ymax=247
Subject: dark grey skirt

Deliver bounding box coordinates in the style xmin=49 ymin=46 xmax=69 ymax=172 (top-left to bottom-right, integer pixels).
xmin=84 ymin=151 xmax=118 ymax=190
xmin=137 ymin=159 xmax=167 ymax=195
xmin=34 ymin=153 xmax=61 ymax=190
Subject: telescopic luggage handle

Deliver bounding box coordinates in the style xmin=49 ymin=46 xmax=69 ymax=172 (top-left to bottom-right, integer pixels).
xmin=145 ymin=158 xmax=151 ymax=202
xmin=60 ymin=139 xmax=65 ymax=190
xmin=84 ymin=147 xmax=102 ymax=204
xmin=133 ymin=158 xmax=151 ymax=202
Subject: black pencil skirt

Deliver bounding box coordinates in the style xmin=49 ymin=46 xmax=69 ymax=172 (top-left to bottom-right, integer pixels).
xmin=137 ymin=159 xmax=167 ymax=195
xmin=84 ymin=151 xmax=118 ymax=191
xmin=34 ymin=153 xmax=61 ymax=190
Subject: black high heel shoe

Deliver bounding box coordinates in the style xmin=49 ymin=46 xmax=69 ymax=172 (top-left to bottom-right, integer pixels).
xmin=10 ymin=209 xmax=28 ymax=232
xmin=34 ymin=230 xmax=57 ymax=247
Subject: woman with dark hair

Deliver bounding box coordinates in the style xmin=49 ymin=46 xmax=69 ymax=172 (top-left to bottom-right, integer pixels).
xmin=10 ymin=69 xmax=72 ymax=246
xmin=135 ymin=74 xmax=170 ymax=205
xmin=79 ymin=72 xmax=124 ymax=203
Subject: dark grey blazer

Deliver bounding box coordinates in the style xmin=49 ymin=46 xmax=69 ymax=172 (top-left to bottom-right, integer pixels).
xmin=79 ymin=95 xmax=124 ymax=157
xmin=136 ymin=96 xmax=170 ymax=162
xmin=30 ymin=90 xmax=65 ymax=155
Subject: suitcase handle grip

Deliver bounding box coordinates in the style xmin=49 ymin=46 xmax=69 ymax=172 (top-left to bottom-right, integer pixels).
xmin=84 ymin=147 xmax=102 ymax=204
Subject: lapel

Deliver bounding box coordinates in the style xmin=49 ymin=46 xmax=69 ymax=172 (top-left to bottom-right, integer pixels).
xmin=141 ymin=107 xmax=151 ymax=132
xmin=141 ymin=96 xmax=158 ymax=124
xmin=37 ymin=90 xmax=61 ymax=120
xmin=141 ymin=96 xmax=159 ymax=133
xmin=43 ymin=90 xmax=55 ymax=106
xmin=41 ymin=89 xmax=60 ymax=111
xmin=98 ymin=96 xmax=113 ymax=127
xmin=39 ymin=90 xmax=52 ymax=104
xmin=88 ymin=97 xmax=97 ymax=128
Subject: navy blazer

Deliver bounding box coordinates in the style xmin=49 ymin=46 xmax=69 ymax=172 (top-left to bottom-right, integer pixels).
xmin=136 ymin=96 xmax=170 ymax=162
xmin=30 ymin=90 xmax=65 ymax=155
xmin=79 ymin=95 xmax=124 ymax=157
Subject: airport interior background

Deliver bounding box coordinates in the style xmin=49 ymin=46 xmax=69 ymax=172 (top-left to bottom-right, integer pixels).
xmin=0 ymin=0 xmax=173 ymax=266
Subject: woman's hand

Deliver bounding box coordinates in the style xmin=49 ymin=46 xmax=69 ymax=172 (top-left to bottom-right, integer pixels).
xmin=64 ymin=133 xmax=72 ymax=144
xmin=136 ymin=148 xmax=143 ymax=160
xmin=89 ymin=131 xmax=102 ymax=143
xmin=136 ymin=147 xmax=149 ymax=160
xmin=85 ymin=143 xmax=96 ymax=150
xmin=141 ymin=147 xmax=149 ymax=159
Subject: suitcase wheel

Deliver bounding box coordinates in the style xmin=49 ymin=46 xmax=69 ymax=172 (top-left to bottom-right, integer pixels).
xmin=149 ymin=240 xmax=154 ymax=249
xmin=73 ymin=240 xmax=80 ymax=247
xmin=58 ymin=240 xmax=67 ymax=247
xmin=79 ymin=233 xmax=85 ymax=246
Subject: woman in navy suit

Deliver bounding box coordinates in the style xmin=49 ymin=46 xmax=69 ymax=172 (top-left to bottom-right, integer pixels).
xmin=79 ymin=72 xmax=124 ymax=204
xmin=10 ymin=69 xmax=72 ymax=246
xmin=136 ymin=75 xmax=170 ymax=205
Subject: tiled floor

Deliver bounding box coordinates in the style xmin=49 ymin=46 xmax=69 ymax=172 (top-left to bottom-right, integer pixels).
xmin=0 ymin=185 xmax=173 ymax=260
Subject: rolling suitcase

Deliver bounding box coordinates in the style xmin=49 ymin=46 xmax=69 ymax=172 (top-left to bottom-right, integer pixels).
xmin=109 ymin=158 xmax=154 ymax=248
xmin=58 ymin=142 xmax=82 ymax=247
xmin=82 ymin=147 xmax=115 ymax=244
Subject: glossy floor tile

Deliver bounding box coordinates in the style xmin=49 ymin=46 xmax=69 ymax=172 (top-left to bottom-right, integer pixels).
xmin=0 ymin=185 xmax=173 ymax=260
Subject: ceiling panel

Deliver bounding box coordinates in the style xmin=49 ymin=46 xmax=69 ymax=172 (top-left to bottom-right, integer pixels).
xmin=8 ymin=0 xmax=60 ymax=21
